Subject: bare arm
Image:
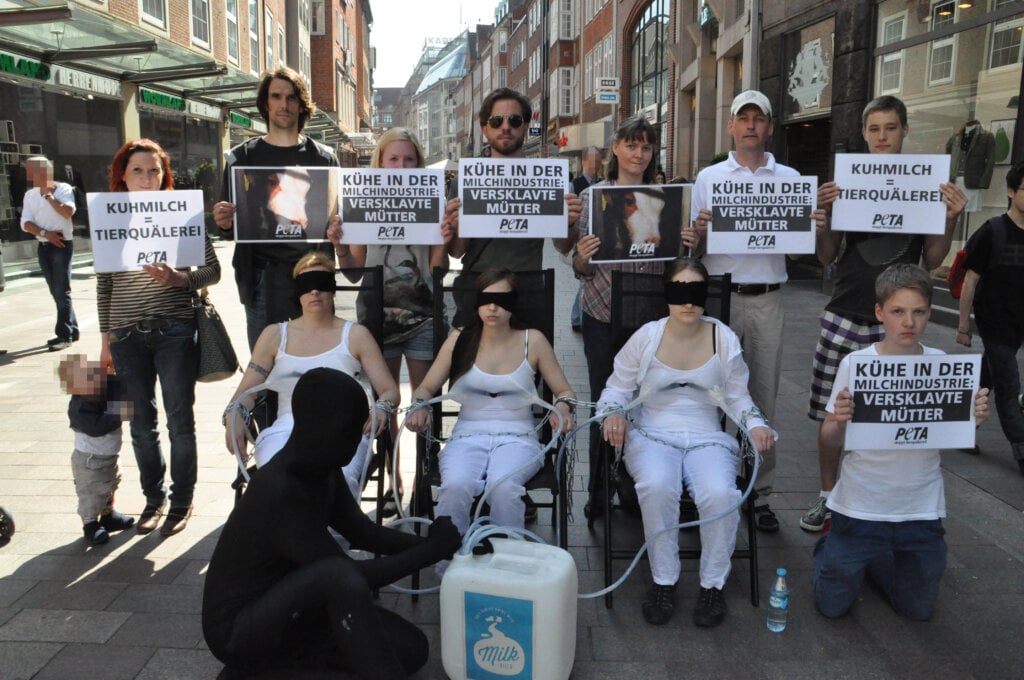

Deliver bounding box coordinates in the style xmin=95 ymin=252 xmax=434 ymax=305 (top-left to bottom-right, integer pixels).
xmin=921 ymin=182 xmax=967 ymax=270
xmin=815 ymin=181 xmax=843 ymax=265
xmin=405 ymin=331 xmax=459 ymax=432
xmin=348 ymin=323 xmax=399 ymax=406
xmin=819 ymin=387 xmax=852 ymax=452
xmin=529 ymin=331 xmax=575 ymax=434
xmin=224 ymin=325 xmax=281 ymax=454
xmin=955 ymin=269 xmax=980 ymax=347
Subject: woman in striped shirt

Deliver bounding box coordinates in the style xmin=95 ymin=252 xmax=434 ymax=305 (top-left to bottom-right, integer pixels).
xmin=98 ymin=138 xmax=221 ymax=538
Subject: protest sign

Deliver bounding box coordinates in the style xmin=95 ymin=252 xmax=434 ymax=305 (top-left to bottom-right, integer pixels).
xmin=831 ymin=154 xmax=950 ymax=234
xmin=588 ymin=184 xmax=687 ymax=263
xmin=231 ymin=166 xmax=337 ymax=243
xmin=706 ymin=176 xmax=816 ymax=254
xmin=845 ymin=354 xmax=981 ymax=450
xmin=88 ymin=190 xmax=206 ymax=273
xmin=337 ymin=168 xmax=444 ymax=245
xmin=457 ymin=158 xmax=569 ymax=238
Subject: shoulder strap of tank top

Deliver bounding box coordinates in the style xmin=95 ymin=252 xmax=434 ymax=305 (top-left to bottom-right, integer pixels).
xmin=524 ymin=328 xmax=531 ymax=359
xmin=711 ymin=322 xmax=717 ymax=355
xmin=278 ymin=321 xmax=289 ymax=352
xmin=341 ymin=320 xmax=351 ymax=349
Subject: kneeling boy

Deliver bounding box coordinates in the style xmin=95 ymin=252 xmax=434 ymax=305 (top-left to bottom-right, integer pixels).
xmin=813 ymin=264 xmax=988 ymax=620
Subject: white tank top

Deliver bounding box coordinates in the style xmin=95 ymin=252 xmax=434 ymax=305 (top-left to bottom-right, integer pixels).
xmin=450 ymin=330 xmax=537 ymax=436
xmin=637 ymin=355 xmax=723 ymax=434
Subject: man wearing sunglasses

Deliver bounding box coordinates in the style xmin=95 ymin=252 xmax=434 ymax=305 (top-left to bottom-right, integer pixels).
xmin=450 ymin=87 xmax=583 ymax=325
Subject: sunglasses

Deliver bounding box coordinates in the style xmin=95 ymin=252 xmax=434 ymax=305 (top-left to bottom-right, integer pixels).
xmin=487 ymin=114 xmax=525 ymax=129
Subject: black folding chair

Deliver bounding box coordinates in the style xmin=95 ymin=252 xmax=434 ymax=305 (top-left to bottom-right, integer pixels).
xmin=410 ymin=268 xmax=569 ymax=545
xmin=599 ymin=270 xmax=760 ymax=607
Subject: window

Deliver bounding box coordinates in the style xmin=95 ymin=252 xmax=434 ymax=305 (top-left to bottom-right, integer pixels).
xmin=191 ymin=0 xmax=210 ymax=47
xmin=603 ymin=35 xmax=614 ymax=76
xmin=141 ymin=0 xmax=166 ymax=28
xmin=550 ymin=0 xmax=575 ymax=41
xmin=630 ymin=0 xmax=668 ymax=113
xmin=225 ymin=0 xmax=239 ymax=63
xmin=266 ymin=10 xmax=274 ymax=70
xmin=498 ymin=29 xmax=507 ymax=53
xmin=279 ymin=27 xmax=286 ymax=68
xmin=926 ymin=2 xmax=956 ymax=84
xmin=249 ymin=0 xmax=260 ymax=74
xmin=497 ymin=66 xmax=507 ymax=88
xmin=990 ymin=16 xmax=1024 ymax=69
xmin=311 ymin=0 xmax=325 ymax=35
xmin=584 ymin=51 xmax=593 ymax=99
xmin=551 ymin=67 xmax=575 ymax=116
xmin=878 ymin=12 xmax=906 ymax=93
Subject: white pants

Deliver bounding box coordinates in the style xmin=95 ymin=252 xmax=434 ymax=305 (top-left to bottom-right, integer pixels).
xmin=729 ymin=289 xmax=782 ymax=494
xmin=436 ymin=433 xmax=543 ymax=535
xmin=624 ymin=430 xmax=740 ymax=589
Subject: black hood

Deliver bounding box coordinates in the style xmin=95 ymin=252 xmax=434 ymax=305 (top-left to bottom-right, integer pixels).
xmin=271 ymin=367 xmax=369 ymax=477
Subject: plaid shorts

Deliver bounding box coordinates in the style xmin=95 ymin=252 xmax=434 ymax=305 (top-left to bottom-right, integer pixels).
xmin=808 ymin=311 xmax=885 ymax=421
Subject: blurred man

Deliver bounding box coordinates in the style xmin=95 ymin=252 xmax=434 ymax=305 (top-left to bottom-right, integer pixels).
xmin=21 ymin=156 xmax=78 ymax=351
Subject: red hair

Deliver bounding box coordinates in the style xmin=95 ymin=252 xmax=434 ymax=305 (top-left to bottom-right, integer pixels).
xmin=109 ymin=138 xmax=174 ymax=192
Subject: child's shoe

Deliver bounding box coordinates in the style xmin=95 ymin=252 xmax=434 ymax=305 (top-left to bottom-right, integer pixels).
xmin=99 ymin=509 xmax=135 ymax=532
xmin=83 ymin=521 xmax=109 ymax=546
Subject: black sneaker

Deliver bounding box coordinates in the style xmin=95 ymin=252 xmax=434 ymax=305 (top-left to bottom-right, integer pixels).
xmin=642 ymin=583 xmax=677 ymax=625
xmin=83 ymin=520 xmax=109 ymax=546
xmin=99 ymin=509 xmax=135 ymax=532
xmin=693 ymin=586 xmax=727 ymax=627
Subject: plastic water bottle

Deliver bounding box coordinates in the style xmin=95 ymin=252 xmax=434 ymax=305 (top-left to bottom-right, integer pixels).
xmin=766 ymin=567 xmax=788 ymax=632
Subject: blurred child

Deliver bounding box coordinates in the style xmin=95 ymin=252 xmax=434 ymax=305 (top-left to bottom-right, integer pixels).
xmin=58 ymin=354 xmax=134 ymax=546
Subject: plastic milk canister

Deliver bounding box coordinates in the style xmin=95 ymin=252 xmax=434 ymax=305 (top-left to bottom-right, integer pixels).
xmin=440 ymin=538 xmax=578 ymax=680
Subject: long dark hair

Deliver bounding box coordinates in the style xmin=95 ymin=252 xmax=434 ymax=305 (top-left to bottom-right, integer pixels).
xmin=606 ymin=116 xmax=659 ymax=184
xmin=450 ymin=269 xmax=527 ymax=385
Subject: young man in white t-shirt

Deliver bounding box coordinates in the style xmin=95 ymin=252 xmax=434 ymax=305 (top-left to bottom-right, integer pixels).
xmin=814 ymin=264 xmax=989 ymax=621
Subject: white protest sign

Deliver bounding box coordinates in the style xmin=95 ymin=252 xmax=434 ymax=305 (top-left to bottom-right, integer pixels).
xmin=845 ymin=354 xmax=981 ymax=450
xmin=831 ymin=154 xmax=950 ymax=234
xmin=707 ymin=176 xmax=817 ymax=254
xmin=88 ymin=190 xmax=206 ymax=273
xmin=337 ymin=169 xmax=444 ymax=245
xmin=458 ymin=158 xmax=569 ymax=238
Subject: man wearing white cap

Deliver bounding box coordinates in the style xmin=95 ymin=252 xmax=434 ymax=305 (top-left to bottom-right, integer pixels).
xmin=689 ymin=90 xmax=822 ymax=533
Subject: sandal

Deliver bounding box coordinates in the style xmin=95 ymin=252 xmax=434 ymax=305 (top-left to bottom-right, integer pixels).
xmin=754 ymin=504 xmax=779 ymax=533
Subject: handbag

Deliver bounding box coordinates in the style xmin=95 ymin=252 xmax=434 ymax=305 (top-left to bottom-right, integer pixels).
xmin=194 ymin=289 xmax=239 ymax=382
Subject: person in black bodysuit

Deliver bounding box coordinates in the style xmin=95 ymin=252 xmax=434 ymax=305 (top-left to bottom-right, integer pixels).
xmin=203 ymin=368 xmax=461 ymax=679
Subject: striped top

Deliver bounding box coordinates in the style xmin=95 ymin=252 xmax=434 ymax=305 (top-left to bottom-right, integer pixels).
xmin=96 ymin=237 xmax=221 ymax=332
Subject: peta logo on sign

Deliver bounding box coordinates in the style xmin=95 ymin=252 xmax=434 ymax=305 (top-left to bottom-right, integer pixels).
xmin=872 ymin=214 xmax=904 ymax=228
xmin=628 ymin=243 xmax=655 ymax=256
xmin=747 ymin=234 xmax=776 ymax=249
xmin=499 ymin=218 xmax=529 ymax=232
xmin=893 ymin=426 xmax=928 ymax=445
xmin=275 ymin=223 xmax=304 ymax=236
xmin=137 ymin=251 xmax=168 ymax=264
xmin=377 ymin=225 xmax=405 ymax=240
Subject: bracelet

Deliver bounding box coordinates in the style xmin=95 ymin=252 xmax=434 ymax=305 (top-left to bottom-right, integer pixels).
xmin=222 ymin=403 xmax=251 ymax=427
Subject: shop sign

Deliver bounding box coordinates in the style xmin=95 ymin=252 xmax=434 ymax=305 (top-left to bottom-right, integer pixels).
xmin=187 ymin=99 xmax=220 ymax=121
xmin=139 ymin=87 xmax=185 ymax=111
xmin=51 ymin=65 xmax=122 ymax=99
xmin=230 ymin=111 xmax=252 ymax=128
xmin=0 ymin=50 xmax=50 ymax=82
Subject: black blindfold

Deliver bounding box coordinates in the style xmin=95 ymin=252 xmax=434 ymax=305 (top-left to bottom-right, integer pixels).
xmin=664 ymin=280 xmax=708 ymax=308
xmin=476 ymin=291 xmax=517 ymax=312
xmin=295 ymin=270 xmax=337 ymax=297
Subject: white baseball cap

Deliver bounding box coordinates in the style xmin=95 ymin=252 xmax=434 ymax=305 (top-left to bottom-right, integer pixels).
xmin=730 ymin=90 xmax=772 ymax=118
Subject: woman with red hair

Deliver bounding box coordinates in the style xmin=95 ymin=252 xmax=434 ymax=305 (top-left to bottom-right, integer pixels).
xmin=98 ymin=138 xmax=221 ymax=537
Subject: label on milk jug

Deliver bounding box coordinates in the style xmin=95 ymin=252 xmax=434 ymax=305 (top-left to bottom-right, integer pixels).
xmin=464 ymin=591 xmax=533 ymax=678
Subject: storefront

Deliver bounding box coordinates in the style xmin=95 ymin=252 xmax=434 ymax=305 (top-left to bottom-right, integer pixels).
xmin=0 ymin=51 xmax=123 ymax=266
xmin=872 ymin=0 xmax=1024 ymax=250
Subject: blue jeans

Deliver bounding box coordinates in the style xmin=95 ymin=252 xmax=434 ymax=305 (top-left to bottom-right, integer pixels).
xmin=109 ymin=318 xmax=199 ymax=508
xmin=581 ymin=312 xmax=614 ymax=497
xmin=813 ymin=511 xmax=947 ymax=621
xmin=38 ymin=240 xmax=78 ymax=341
xmin=979 ymin=336 xmax=1024 ymax=457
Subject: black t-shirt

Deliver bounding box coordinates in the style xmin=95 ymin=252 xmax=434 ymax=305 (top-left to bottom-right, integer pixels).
xmin=220 ymin=136 xmax=338 ymax=308
xmin=826 ymin=233 xmax=925 ymax=324
xmin=964 ymin=214 xmax=1024 ymax=341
